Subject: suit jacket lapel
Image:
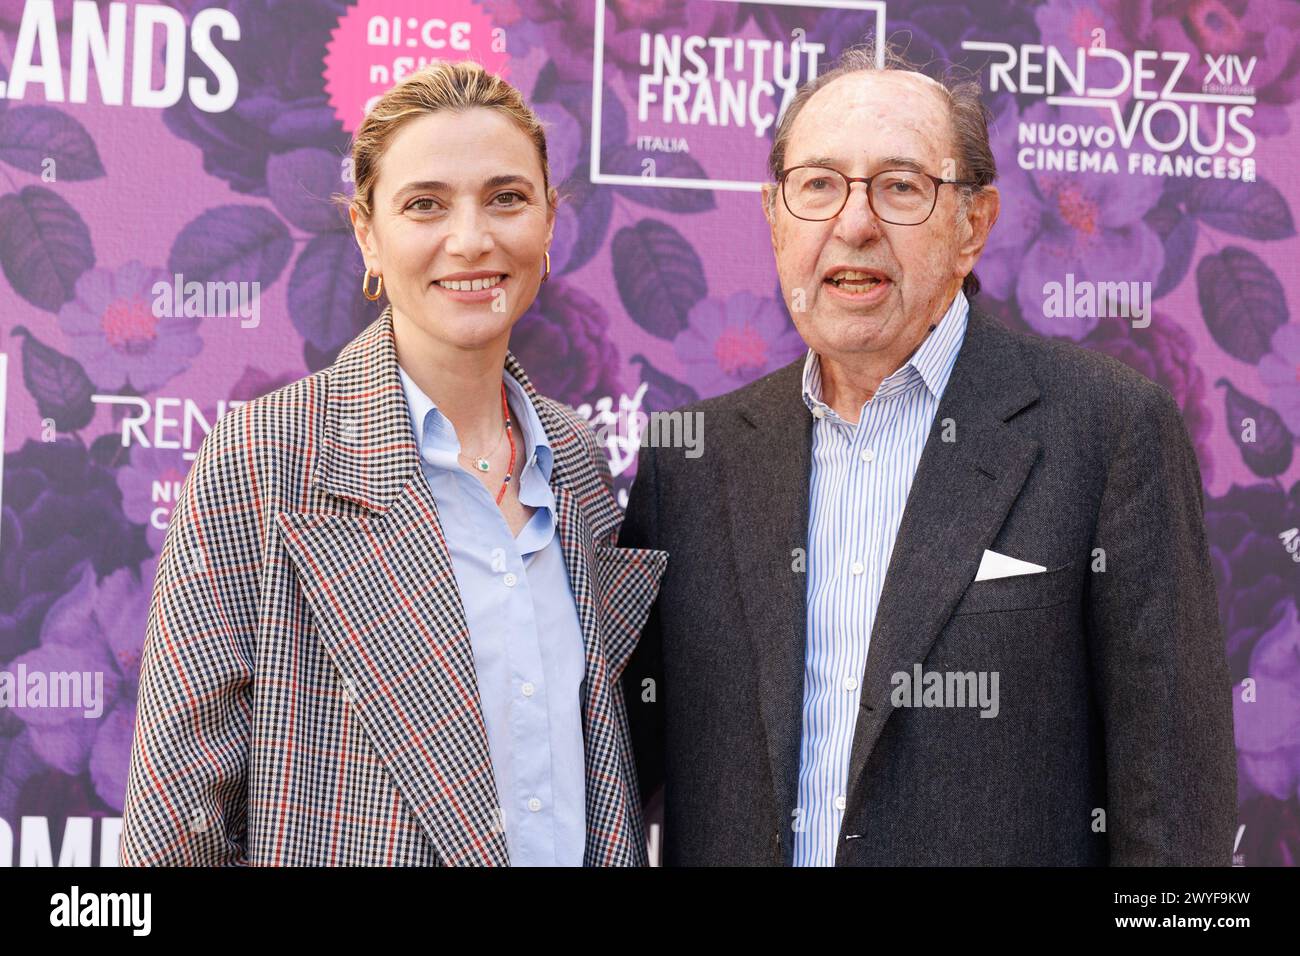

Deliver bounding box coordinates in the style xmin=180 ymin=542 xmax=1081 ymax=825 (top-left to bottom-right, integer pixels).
xmin=276 ymin=308 xmax=509 ymax=865
xmin=726 ymin=360 xmax=813 ymax=862
xmin=842 ymin=308 xmax=1041 ymax=810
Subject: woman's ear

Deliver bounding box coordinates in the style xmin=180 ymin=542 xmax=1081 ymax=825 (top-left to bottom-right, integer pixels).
xmin=350 ymin=205 xmax=379 ymax=272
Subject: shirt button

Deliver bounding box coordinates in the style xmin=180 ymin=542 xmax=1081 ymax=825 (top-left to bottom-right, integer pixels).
xmin=503 ymin=572 xmax=518 ymax=587
xmin=812 ymin=406 xmax=826 ymax=419
xmin=521 ymin=681 xmax=535 ymax=698
xmin=834 ymin=795 xmax=847 ymax=812
xmin=527 ymin=797 xmax=542 ymax=813
xmin=860 ymin=448 xmax=875 ymax=462
xmin=844 ymin=676 xmax=859 ymax=692
xmin=850 ymin=561 xmax=865 ymax=575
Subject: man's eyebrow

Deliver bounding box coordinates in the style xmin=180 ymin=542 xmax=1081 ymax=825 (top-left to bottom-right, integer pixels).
xmin=791 ymin=155 xmax=839 ymax=167
xmin=787 ymin=156 xmax=930 ymax=173
xmin=878 ymin=156 xmax=927 ymax=172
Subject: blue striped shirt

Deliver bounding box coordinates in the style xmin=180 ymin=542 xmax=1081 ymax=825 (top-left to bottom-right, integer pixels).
xmin=792 ymin=291 xmax=970 ymax=866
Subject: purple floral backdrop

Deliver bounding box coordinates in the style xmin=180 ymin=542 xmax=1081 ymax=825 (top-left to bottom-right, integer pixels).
xmin=0 ymin=0 xmax=1297 ymax=865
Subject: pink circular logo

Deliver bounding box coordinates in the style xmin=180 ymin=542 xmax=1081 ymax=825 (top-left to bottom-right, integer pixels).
xmin=324 ymin=0 xmax=511 ymax=134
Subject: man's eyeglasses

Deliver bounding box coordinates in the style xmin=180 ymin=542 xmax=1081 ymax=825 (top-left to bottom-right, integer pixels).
xmin=776 ymin=165 xmax=978 ymax=225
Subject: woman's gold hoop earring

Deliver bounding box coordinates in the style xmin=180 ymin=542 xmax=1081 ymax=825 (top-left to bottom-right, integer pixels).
xmin=540 ymin=251 xmax=551 ymax=284
xmin=362 ymin=268 xmax=384 ymax=301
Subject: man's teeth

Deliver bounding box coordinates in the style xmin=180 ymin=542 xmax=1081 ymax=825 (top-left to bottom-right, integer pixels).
xmin=436 ymin=274 xmax=505 ymax=291
xmin=829 ymin=270 xmax=885 ymax=291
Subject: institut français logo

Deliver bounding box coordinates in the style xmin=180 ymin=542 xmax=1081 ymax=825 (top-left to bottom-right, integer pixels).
xmin=592 ymin=0 xmax=887 ymax=192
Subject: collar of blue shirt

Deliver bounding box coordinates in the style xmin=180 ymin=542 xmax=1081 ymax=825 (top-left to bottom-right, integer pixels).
xmin=801 ymin=289 xmax=970 ymax=422
xmin=395 ymin=362 xmax=556 ymax=507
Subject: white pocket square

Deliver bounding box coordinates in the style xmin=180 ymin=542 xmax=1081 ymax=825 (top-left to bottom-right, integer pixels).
xmin=974 ymin=549 xmax=1047 ymax=582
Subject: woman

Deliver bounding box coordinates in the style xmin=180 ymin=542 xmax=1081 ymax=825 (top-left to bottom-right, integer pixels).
xmin=119 ymin=61 xmax=666 ymax=867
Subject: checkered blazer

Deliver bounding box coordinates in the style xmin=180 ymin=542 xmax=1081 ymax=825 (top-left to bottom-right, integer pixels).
xmin=120 ymin=306 xmax=667 ymax=866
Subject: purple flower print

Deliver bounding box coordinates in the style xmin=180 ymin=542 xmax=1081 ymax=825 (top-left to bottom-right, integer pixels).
xmin=229 ymin=365 xmax=303 ymax=404
xmin=1233 ymin=599 xmax=1300 ymax=802
xmin=7 ymin=559 xmax=152 ymax=812
xmin=162 ymin=0 xmax=351 ymax=195
xmin=0 ymin=724 xmax=45 ymax=828
xmin=673 ymin=292 xmax=806 ymax=399
xmin=807 ymin=0 xmax=1039 ymax=115
xmin=511 ymin=279 xmax=624 ymax=408
xmin=1 ymin=438 xmax=150 ymax=663
xmin=488 ymin=1 xmax=608 ymax=86
xmin=983 ymin=101 xmax=1165 ymax=339
xmin=1258 ymin=324 xmax=1300 ymax=435
xmin=1035 ymin=0 xmax=1123 ymax=48
xmin=57 ymin=261 xmax=202 ymax=393
xmin=1101 ymin=0 xmax=1300 ymax=137
xmin=1236 ymin=795 xmax=1300 ymax=865
xmin=1206 ymin=480 xmax=1300 ymax=666
xmin=115 ymin=446 xmax=193 ymax=554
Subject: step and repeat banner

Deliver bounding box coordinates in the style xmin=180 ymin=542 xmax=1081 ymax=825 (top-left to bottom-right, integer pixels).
xmin=0 ymin=0 xmax=1298 ymax=866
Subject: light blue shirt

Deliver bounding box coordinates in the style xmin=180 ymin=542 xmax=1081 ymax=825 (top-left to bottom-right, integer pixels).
xmin=397 ymin=364 xmax=587 ymax=866
xmin=793 ymin=291 xmax=970 ymax=866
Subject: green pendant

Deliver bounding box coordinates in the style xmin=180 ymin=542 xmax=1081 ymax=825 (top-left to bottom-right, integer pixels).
xmin=475 ymin=458 xmax=490 ymax=472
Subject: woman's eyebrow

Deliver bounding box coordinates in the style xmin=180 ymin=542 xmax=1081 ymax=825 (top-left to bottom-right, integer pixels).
xmin=395 ymin=174 xmax=535 ymax=196
xmin=482 ymin=174 xmax=534 ymax=189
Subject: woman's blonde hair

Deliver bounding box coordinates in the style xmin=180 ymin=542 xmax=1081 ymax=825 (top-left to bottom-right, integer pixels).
xmin=341 ymin=60 xmax=556 ymax=222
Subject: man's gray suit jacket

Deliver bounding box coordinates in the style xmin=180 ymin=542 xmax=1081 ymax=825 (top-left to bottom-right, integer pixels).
xmin=619 ymin=304 xmax=1237 ymax=866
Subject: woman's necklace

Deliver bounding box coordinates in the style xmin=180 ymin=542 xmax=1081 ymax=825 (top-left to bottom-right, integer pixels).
xmin=460 ymin=416 xmax=505 ymax=473
xmin=456 ymin=382 xmax=517 ymax=505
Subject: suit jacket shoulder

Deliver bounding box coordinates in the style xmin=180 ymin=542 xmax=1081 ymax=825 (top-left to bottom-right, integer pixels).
xmin=677 ymin=354 xmax=806 ymax=421
xmin=979 ymin=311 xmax=1197 ymax=485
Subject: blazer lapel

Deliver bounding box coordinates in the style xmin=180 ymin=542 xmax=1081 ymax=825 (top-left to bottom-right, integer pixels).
xmin=530 ymin=376 xmax=657 ymax=867
xmin=726 ymin=360 xmax=814 ymax=861
xmin=842 ymin=308 xmax=1041 ymax=809
xmin=276 ymin=308 xmax=509 ymax=866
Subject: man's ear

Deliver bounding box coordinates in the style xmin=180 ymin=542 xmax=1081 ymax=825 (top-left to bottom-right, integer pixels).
xmin=959 ymin=185 xmax=1000 ymax=269
xmin=761 ymin=183 xmax=776 ymax=229
xmin=760 ymin=183 xmax=783 ymax=254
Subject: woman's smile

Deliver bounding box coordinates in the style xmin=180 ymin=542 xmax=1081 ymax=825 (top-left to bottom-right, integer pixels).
xmin=432 ymin=270 xmax=509 ymax=302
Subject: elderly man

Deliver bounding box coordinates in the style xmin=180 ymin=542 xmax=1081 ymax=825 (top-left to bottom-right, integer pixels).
xmin=619 ymin=43 xmax=1237 ymax=867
